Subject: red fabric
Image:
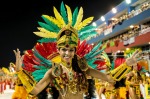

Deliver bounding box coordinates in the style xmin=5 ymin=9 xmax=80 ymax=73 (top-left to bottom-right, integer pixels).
xmin=114 ymin=58 xmax=125 ymax=68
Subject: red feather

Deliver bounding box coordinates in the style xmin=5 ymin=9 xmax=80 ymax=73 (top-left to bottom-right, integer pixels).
xmin=94 ymin=60 xmax=106 ymax=70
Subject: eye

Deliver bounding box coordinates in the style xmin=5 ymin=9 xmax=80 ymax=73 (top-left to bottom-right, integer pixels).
xmin=69 ymin=49 xmax=75 ymax=52
xmin=61 ymin=48 xmax=67 ymax=51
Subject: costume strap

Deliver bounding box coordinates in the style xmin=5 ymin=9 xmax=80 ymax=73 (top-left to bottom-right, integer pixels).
xmin=17 ymin=69 xmax=36 ymax=93
xmin=110 ymin=63 xmax=131 ymax=81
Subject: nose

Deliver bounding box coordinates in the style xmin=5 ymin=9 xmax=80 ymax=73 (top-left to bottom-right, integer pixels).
xmin=65 ymin=50 xmax=69 ymax=55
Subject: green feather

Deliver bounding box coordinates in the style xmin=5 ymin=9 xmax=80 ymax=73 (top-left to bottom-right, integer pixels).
xmin=38 ymin=22 xmax=59 ymax=33
xmin=32 ymin=69 xmax=48 ymax=82
xmin=80 ymin=31 xmax=97 ymax=40
xmin=34 ymin=65 xmax=47 ymax=69
xmin=85 ymin=41 xmax=102 ymax=59
xmin=78 ymin=25 xmax=96 ymax=33
xmin=41 ymin=15 xmax=60 ymax=31
xmin=88 ymin=48 xmax=104 ymax=59
xmin=33 ymin=48 xmax=52 ymax=67
xmin=79 ymin=27 xmax=96 ymax=36
xmin=72 ymin=7 xmax=78 ymax=26
xmin=38 ymin=38 xmax=56 ymax=43
xmin=60 ymin=1 xmax=68 ymax=24
xmin=87 ymin=58 xmax=97 ymax=69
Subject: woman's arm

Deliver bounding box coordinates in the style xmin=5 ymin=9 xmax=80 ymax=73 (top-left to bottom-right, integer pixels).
xmin=86 ymin=67 xmax=114 ymax=83
xmin=14 ymin=49 xmax=53 ymax=95
xmin=30 ymin=69 xmax=52 ymax=95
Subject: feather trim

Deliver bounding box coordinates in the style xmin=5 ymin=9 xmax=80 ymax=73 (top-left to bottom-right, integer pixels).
xmin=33 ymin=28 xmax=57 ymax=38
xmin=78 ymin=17 xmax=94 ymax=30
xmin=74 ymin=7 xmax=83 ymax=30
xmin=38 ymin=22 xmax=59 ymax=33
xmin=42 ymin=15 xmax=62 ymax=28
xmin=41 ymin=15 xmax=60 ymax=31
xmin=79 ymin=25 xmax=96 ymax=33
xmin=85 ymin=42 xmax=102 ymax=59
xmin=72 ymin=7 xmax=78 ymax=26
xmin=65 ymin=4 xmax=72 ymax=25
xmin=38 ymin=38 xmax=56 ymax=43
xmin=53 ymin=6 xmax=66 ymax=27
xmin=60 ymin=1 xmax=68 ymax=24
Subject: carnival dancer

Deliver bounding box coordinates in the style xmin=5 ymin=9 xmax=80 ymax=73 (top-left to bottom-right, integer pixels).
xmin=13 ymin=2 xmax=141 ymax=99
xmin=125 ymin=64 xmax=143 ymax=99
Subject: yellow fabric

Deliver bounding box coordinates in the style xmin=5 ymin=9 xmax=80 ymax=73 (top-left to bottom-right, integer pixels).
xmin=17 ymin=70 xmax=36 ymax=93
xmin=110 ymin=63 xmax=131 ymax=81
xmin=119 ymin=87 xmax=127 ymax=99
xmin=51 ymin=55 xmax=61 ymax=63
xmin=12 ymin=85 xmax=28 ymax=99
xmin=145 ymin=84 xmax=150 ymax=99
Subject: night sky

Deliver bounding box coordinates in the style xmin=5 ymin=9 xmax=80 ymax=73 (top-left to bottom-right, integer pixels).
xmin=0 ymin=0 xmax=122 ymax=68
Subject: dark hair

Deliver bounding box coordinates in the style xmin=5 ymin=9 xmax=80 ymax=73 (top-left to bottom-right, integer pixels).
xmin=50 ymin=86 xmax=59 ymax=99
xmin=37 ymin=85 xmax=49 ymax=99
xmin=85 ymin=78 xmax=96 ymax=99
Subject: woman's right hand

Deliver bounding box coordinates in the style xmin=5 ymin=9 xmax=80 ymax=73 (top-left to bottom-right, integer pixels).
xmin=13 ymin=48 xmax=24 ymax=72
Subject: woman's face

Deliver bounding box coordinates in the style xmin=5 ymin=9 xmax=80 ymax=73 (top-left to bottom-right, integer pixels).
xmin=58 ymin=47 xmax=75 ymax=63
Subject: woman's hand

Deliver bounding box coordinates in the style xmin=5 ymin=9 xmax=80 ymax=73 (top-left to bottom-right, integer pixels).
xmin=125 ymin=50 xmax=142 ymax=66
xmin=107 ymin=75 xmax=116 ymax=85
xmin=13 ymin=48 xmax=24 ymax=72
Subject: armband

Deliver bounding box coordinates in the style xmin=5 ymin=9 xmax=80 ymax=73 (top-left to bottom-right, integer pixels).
xmin=17 ymin=69 xmax=36 ymax=93
xmin=52 ymin=63 xmax=62 ymax=77
xmin=110 ymin=63 xmax=131 ymax=81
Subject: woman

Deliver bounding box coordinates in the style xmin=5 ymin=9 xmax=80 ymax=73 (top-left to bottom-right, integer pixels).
xmin=126 ymin=64 xmax=143 ymax=99
xmin=13 ymin=2 xmax=141 ymax=99
xmin=14 ymin=29 xmax=115 ymax=99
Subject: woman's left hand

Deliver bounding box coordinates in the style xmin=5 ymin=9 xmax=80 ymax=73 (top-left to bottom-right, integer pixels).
xmin=125 ymin=50 xmax=142 ymax=66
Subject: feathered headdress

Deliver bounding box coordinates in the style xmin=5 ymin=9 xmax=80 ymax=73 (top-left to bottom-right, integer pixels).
xmin=33 ymin=1 xmax=97 ymax=44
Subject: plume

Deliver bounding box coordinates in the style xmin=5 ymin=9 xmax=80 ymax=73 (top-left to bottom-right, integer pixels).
xmin=79 ymin=25 xmax=96 ymax=33
xmin=42 ymin=15 xmax=62 ymax=28
xmin=80 ymin=31 xmax=97 ymax=41
xmin=38 ymin=38 xmax=56 ymax=43
xmin=65 ymin=4 xmax=72 ymax=25
xmin=53 ymin=6 xmax=66 ymax=27
xmin=38 ymin=22 xmax=59 ymax=33
xmin=74 ymin=7 xmax=83 ymax=29
xmin=41 ymin=15 xmax=60 ymax=30
xmin=33 ymin=48 xmax=52 ymax=67
xmin=60 ymin=1 xmax=68 ymax=24
xmin=33 ymin=32 xmax=57 ymax=38
xmin=85 ymin=41 xmax=102 ymax=59
xmin=78 ymin=17 xmax=94 ymax=30
xmin=72 ymin=7 xmax=78 ymax=26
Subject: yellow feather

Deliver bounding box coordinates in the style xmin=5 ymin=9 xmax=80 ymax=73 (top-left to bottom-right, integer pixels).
xmin=65 ymin=4 xmax=72 ymax=25
xmin=78 ymin=17 xmax=94 ymax=30
xmin=53 ymin=6 xmax=66 ymax=27
xmin=42 ymin=15 xmax=62 ymax=28
xmin=74 ymin=7 xmax=83 ymax=29
xmin=34 ymin=27 xmax=57 ymax=38
xmin=33 ymin=32 xmax=57 ymax=38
